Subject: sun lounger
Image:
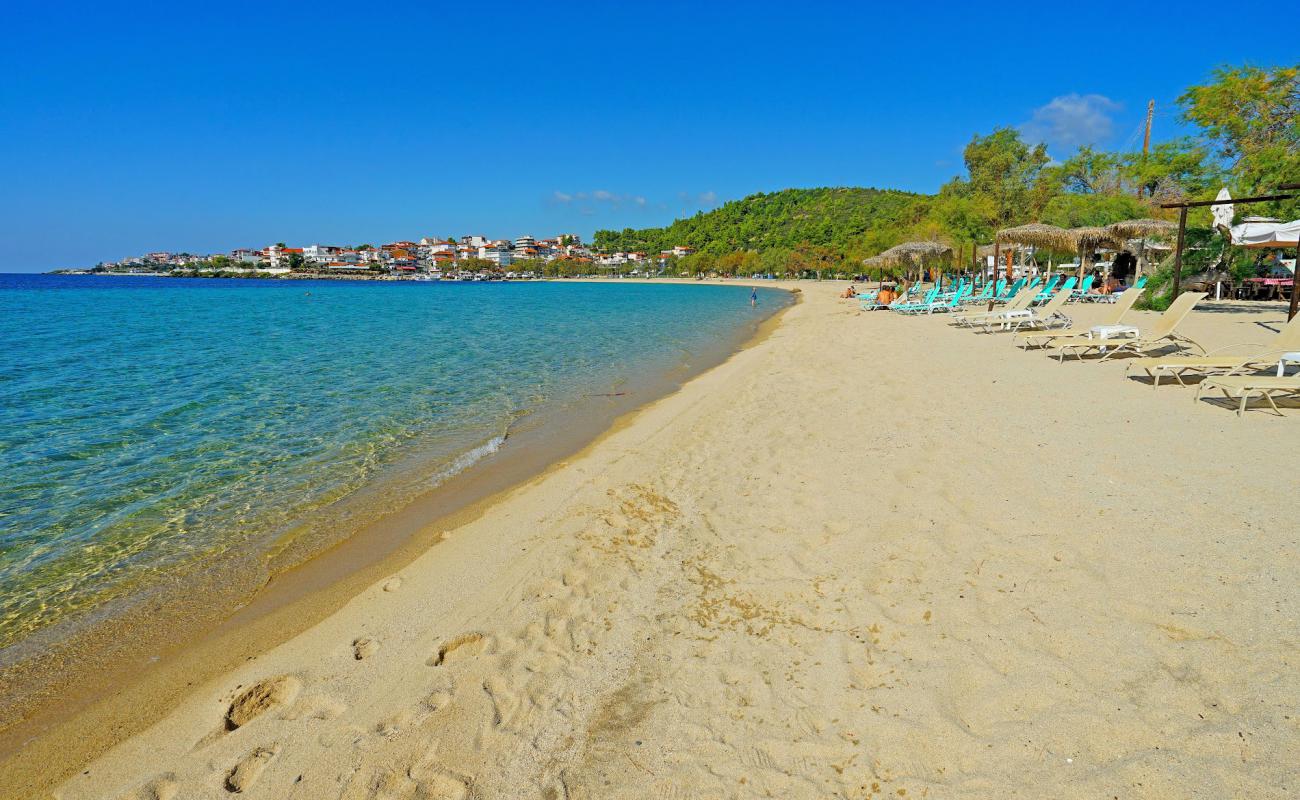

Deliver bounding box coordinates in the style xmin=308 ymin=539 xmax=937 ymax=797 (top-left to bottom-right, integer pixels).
xmin=995 ymin=288 xmax=1074 ymax=332
xmin=1126 ymin=313 xmax=1300 ymax=387
xmin=1033 ymin=275 xmax=1062 ymax=303
xmin=1048 ymin=292 xmax=1208 ymax=362
xmin=1195 ymin=373 xmax=1300 ymax=416
xmin=976 ymin=288 xmax=1071 ymax=333
xmin=1068 ymin=275 xmax=1095 ymax=302
xmin=950 ymin=288 xmax=1036 ymax=327
xmin=977 ymin=287 xmax=1066 ymax=331
xmin=1015 ymin=288 xmax=1142 ymax=349
xmin=1090 ymin=276 xmax=1148 ymax=303
xmin=922 ymin=284 xmax=974 ymax=314
xmin=960 ymin=281 xmax=997 ymax=306
xmin=890 ymin=287 xmax=945 ymax=313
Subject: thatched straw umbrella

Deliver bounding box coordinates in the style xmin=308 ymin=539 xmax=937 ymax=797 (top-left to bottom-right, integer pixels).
xmin=1106 ymin=218 xmax=1177 ymax=239
xmin=862 ymin=255 xmax=887 ymax=287
xmin=1106 ymin=218 xmax=1177 ymax=277
xmin=977 ymin=242 xmax=1035 ymax=276
xmin=879 ymin=241 xmax=954 ymax=285
xmin=994 ymin=224 xmax=1076 ymax=282
xmin=995 ymin=223 xmax=1077 ymax=251
xmin=1068 ymin=226 xmax=1126 ymax=282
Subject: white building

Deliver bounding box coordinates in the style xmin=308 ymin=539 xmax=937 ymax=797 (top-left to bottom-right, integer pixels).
xmin=265 ymin=245 xmax=306 ymax=269
xmin=303 ymin=244 xmax=341 ymax=264
xmin=479 ymin=244 xmax=514 ymax=267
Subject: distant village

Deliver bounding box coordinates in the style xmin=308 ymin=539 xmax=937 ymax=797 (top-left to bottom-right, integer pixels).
xmin=84 ymin=235 xmax=699 ymax=280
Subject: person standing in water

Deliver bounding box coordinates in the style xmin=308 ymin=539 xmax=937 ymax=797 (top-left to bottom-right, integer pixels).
xmin=750 ymin=286 xmax=758 ymax=307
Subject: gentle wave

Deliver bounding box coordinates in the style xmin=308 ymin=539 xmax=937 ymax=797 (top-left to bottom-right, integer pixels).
xmin=427 ymin=434 xmax=506 ymax=489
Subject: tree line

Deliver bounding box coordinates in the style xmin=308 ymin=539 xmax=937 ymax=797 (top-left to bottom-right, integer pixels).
xmin=594 ymin=63 xmax=1299 ymax=280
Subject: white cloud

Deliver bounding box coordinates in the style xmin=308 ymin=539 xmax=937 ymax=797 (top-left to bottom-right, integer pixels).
xmin=549 ymin=189 xmax=653 ymax=213
xmin=698 ymin=191 xmax=718 ymax=206
xmin=1021 ymin=94 xmax=1122 ymax=152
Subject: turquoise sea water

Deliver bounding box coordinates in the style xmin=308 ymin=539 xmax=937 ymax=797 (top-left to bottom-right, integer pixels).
xmin=0 ymin=275 xmax=785 ymax=652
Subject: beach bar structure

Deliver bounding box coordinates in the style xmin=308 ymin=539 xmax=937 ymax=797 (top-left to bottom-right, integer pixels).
xmin=1163 ymin=184 xmax=1300 ymax=321
xmin=1106 ymin=218 xmax=1178 ymax=277
xmin=1067 ymin=226 xmax=1124 ymax=280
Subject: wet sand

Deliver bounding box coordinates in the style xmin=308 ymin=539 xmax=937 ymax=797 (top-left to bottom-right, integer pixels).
xmin=0 ymin=281 xmax=789 ymax=796
xmin=11 ymin=282 xmax=1300 ymax=798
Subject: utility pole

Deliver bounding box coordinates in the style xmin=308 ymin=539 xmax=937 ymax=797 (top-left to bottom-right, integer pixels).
xmin=1137 ymin=100 xmax=1155 ymax=198
xmin=1142 ymin=100 xmax=1154 ymax=156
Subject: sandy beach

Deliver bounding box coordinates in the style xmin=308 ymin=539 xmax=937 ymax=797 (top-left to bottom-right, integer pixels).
xmin=13 ymin=281 xmax=1299 ymax=799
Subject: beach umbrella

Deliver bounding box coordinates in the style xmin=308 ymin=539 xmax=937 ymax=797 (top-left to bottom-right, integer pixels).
xmin=1211 ymin=188 xmax=1234 ymax=232
xmin=1106 ymin=219 xmax=1177 ymax=277
xmin=862 ymin=255 xmax=887 ymax=286
xmin=995 ymin=223 xmax=1077 ymax=251
xmin=879 ymin=241 xmax=953 ymax=283
xmin=1069 ymin=226 xmax=1123 ymax=275
xmin=1106 ymin=218 xmax=1177 ymax=240
xmin=995 ymin=224 xmax=1077 ymax=283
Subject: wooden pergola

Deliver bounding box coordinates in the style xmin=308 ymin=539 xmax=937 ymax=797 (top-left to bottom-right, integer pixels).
xmin=1163 ymin=183 xmax=1300 ymax=321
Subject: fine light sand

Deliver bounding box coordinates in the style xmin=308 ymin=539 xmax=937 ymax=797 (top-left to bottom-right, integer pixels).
xmin=35 ymin=283 xmax=1300 ymax=798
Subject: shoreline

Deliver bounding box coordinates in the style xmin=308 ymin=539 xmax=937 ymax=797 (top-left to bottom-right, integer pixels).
xmin=0 ymin=278 xmax=798 ymax=797
xmin=12 ymin=283 xmax=1299 ymax=799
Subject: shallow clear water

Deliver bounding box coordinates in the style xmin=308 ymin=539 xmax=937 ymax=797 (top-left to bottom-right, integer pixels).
xmin=0 ymin=274 xmax=785 ymax=650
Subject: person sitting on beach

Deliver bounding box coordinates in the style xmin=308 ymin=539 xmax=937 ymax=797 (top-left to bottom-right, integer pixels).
xmin=840 ymin=285 xmax=858 ymax=299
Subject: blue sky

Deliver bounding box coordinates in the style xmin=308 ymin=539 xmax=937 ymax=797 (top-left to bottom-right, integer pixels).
xmin=2 ymin=0 xmax=1293 ymax=271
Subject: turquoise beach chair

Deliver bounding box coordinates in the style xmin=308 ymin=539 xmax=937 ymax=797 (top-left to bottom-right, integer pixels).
xmin=890 ymin=287 xmax=940 ymax=313
xmin=962 ymin=281 xmax=997 ymax=306
xmin=903 ymin=283 xmax=972 ymax=315
xmin=996 ymin=277 xmax=1027 ymax=303
xmin=1033 ymin=275 xmax=1062 ymax=302
xmin=1068 ymin=274 xmax=1095 ymax=302
xmin=929 ymin=283 xmax=974 ymax=313
xmin=1095 ymin=275 xmax=1147 ymax=304
xmin=858 ymin=289 xmax=889 ymax=310
xmin=1037 ymin=276 xmax=1075 ymax=304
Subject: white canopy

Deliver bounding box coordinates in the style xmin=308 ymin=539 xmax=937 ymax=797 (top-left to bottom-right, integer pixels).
xmin=1230 ymin=218 xmax=1300 ymax=248
xmin=1211 ymin=188 xmax=1234 ymax=230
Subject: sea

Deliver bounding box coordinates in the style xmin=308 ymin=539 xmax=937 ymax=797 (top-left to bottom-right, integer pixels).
xmin=0 ymin=274 xmax=787 ymax=660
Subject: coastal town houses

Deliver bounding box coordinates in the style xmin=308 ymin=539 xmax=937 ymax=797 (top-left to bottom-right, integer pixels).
xmin=303 ymin=244 xmax=343 ymax=264
xmin=265 ymin=245 xmax=304 ymax=269
xmin=96 ymin=230 xmax=701 ymax=279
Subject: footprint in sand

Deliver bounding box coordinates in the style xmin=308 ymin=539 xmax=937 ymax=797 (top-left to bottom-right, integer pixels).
xmin=382 ymin=576 xmax=403 ymax=592
xmin=124 ymin=774 xmax=179 ymax=800
xmin=284 ymin=694 xmax=347 ymax=722
xmin=225 ymin=746 xmax=277 ymax=793
xmin=428 ymin=633 xmax=491 ymax=667
xmin=225 ymin=676 xmax=301 ymax=731
xmin=353 ymin=638 xmax=379 ymax=660
xmin=423 ymin=690 xmax=454 ymax=713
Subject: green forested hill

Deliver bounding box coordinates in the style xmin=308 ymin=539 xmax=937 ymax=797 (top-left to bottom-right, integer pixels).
xmin=588 ymin=65 xmax=1295 ymax=280
xmin=592 ymin=187 xmax=930 ymax=258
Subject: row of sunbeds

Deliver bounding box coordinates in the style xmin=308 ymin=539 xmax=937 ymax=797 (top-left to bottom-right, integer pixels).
xmin=860 ymin=273 xmax=1134 ymax=316
xmin=865 ymin=278 xmax=1300 ymax=416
